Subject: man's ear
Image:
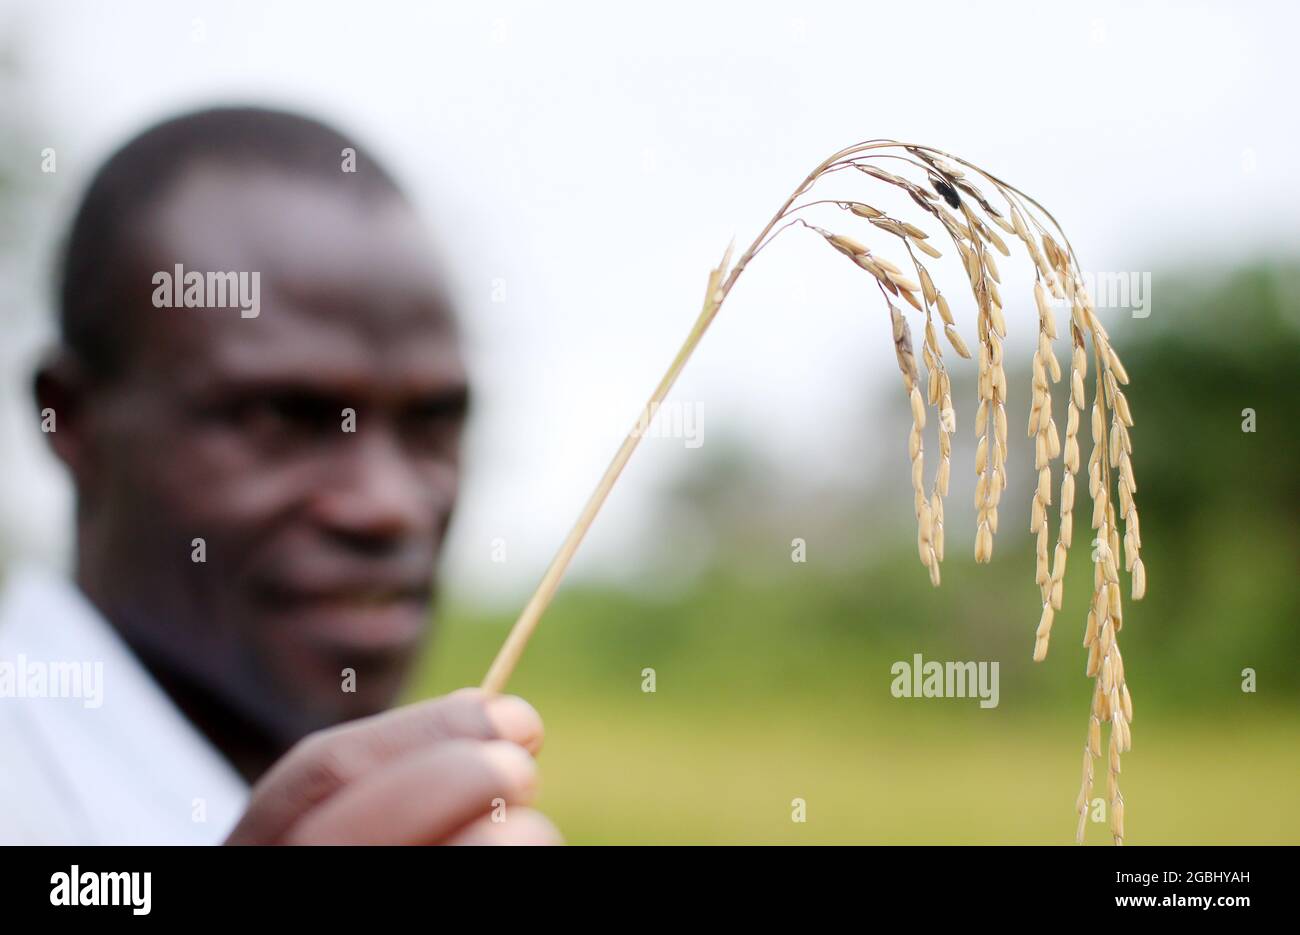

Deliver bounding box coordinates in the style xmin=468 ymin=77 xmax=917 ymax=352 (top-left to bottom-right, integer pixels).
xmin=33 ymin=351 xmax=96 ymax=484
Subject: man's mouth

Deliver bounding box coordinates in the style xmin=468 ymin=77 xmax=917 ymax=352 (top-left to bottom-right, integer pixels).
xmin=260 ymin=581 xmax=433 ymax=652
xmin=309 ymin=586 xmax=426 ymax=608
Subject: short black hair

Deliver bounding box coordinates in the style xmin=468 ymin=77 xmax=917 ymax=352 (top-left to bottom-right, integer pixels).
xmin=58 ymin=106 xmax=405 ymax=377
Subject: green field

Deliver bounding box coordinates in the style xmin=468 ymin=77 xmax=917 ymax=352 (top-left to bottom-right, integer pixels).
xmin=412 ymin=606 xmax=1300 ymax=845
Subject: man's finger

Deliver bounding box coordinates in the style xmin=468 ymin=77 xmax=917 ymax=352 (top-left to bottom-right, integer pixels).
xmin=443 ymin=807 xmax=563 ymax=846
xmin=284 ymin=739 xmax=538 ymax=845
xmin=226 ymin=689 xmax=542 ymax=844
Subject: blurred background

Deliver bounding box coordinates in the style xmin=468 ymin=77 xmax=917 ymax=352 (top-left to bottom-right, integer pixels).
xmin=2 ymin=0 xmax=1297 ymax=843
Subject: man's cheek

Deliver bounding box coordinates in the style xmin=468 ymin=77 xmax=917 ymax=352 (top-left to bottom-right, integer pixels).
xmin=147 ymin=452 xmax=311 ymax=576
xmin=158 ymin=435 xmax=299 ymax=516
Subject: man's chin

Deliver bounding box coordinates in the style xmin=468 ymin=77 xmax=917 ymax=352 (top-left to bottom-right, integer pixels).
xmin=336 ymin=684 xmax=405 ymax=722
xmin=278 ymin=634 xmax=424 ymax=728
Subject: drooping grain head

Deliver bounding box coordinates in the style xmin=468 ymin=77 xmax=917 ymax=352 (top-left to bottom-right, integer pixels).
xmin=775 ymin=142 xmax=1144 ymax=844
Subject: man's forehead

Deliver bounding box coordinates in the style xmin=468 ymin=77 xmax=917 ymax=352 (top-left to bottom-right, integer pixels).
xmin=124 ymin=163 xmax=463 ymax=391
xmin=190 ymin=302 xmax=465 ymax=391
xmin=138 ymin=162 xmax=453 ymax=315
xmin=127 ymin=285 xmax=464 ymax=396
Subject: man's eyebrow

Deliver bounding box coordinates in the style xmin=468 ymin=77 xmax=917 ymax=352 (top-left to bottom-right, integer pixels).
xmin=187 ymin=371 xmax=470 ymax=404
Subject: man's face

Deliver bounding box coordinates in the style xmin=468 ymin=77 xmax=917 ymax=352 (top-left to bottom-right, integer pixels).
xmin=76 ymin=166 xmax=466 ymax=739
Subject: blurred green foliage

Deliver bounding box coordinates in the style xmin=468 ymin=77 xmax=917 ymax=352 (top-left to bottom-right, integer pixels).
xmin=413 ymin=261 xmax=1300 ymax=843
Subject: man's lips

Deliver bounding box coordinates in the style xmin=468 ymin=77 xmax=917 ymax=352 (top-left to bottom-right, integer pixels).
xmin=257 ymin=580 xmax=433 ymax=652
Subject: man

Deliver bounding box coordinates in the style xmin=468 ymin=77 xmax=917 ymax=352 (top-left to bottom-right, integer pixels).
xmin=0 ymin=107 xmax=558 ymax=844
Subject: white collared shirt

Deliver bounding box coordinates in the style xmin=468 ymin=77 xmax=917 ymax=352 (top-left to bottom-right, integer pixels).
xmin=0 ymin=564 xmax=248 ymax=844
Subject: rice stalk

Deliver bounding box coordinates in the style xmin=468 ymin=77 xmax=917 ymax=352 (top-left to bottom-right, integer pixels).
xmin=479 ymin=139 xmax=1146 ymax=844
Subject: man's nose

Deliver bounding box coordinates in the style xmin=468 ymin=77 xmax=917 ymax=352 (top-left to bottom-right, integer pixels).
xmin=308 ymin=430 xmax=443 ymax=547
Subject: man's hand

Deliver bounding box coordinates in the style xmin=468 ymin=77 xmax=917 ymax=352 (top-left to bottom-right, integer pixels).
xmin=225 ymin=689 xmax=560 ymax=845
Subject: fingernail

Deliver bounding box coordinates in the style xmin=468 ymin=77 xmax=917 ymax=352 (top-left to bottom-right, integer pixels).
xmin=481 ymin=740 xmax=539 ymax=799
xmin=485 ymin=695 xmax=542 ymax=747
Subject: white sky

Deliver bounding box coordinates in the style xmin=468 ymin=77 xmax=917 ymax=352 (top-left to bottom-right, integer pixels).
xmin=2 ymin=0 xmax=1297 ymax=607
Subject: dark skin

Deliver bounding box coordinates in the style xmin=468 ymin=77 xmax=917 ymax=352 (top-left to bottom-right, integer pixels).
xmin=38 ymin=165 xmax=560 ymax=843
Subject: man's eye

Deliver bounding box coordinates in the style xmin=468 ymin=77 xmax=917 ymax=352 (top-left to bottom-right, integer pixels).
xmin=403 ymin=399 xmax=465 ymax=447
xmin=237 ymin=395 xmax=340 ymax=436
